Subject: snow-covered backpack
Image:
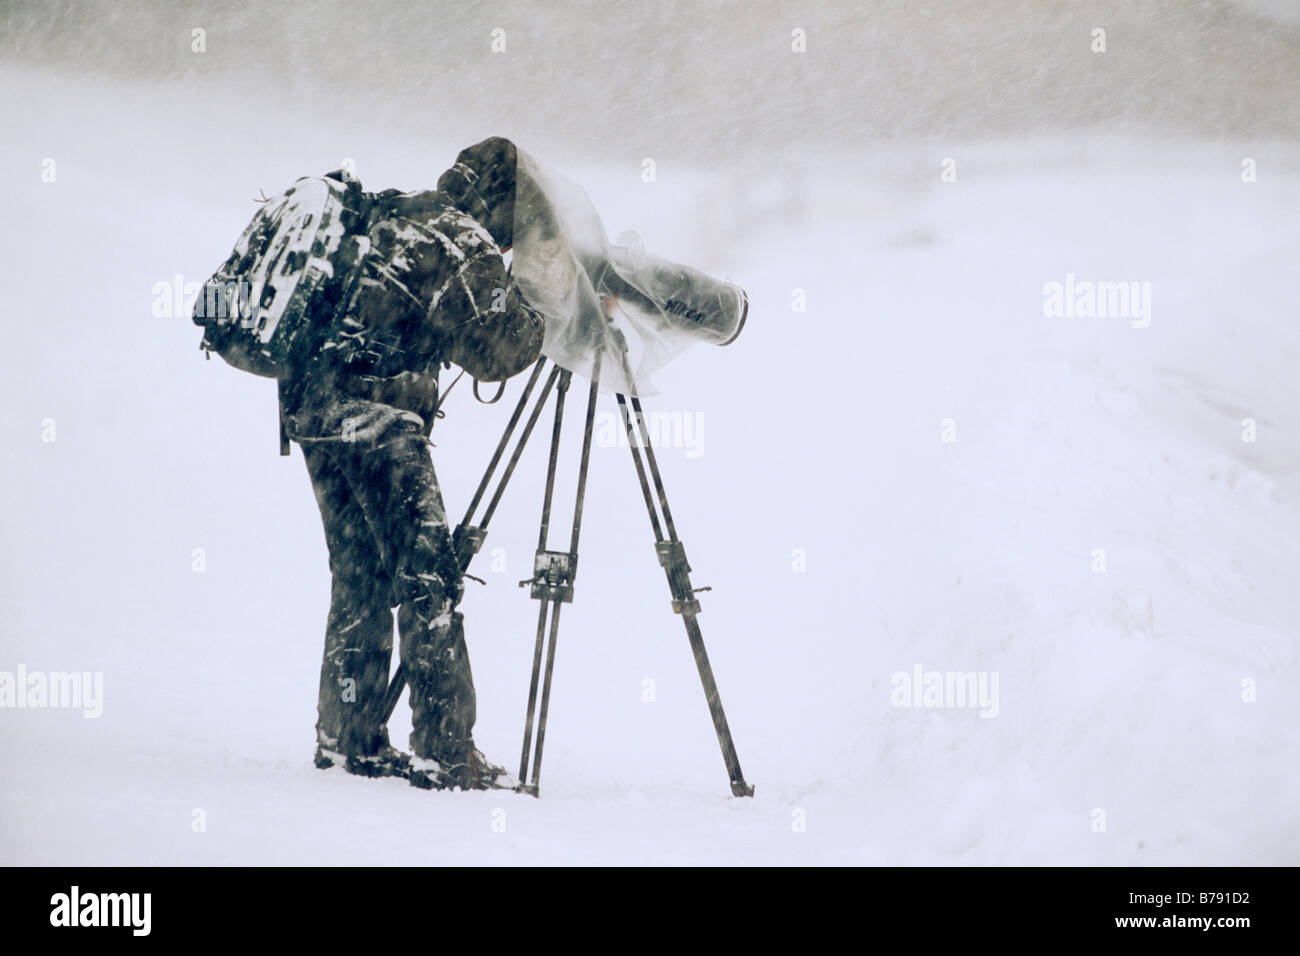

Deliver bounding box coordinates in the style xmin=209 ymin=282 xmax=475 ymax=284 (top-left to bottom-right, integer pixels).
xmin=192 ymin=171 xmax=370 ymax=379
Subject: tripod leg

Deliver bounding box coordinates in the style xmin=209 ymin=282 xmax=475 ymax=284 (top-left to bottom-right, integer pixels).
xmin=525 ymin=600 xmax=563 ymax=794
xmin=515 ymin=360 xmax=601 ymax=797
xmin=616 ymin=394 xmax=755 ymax=798
xmin=627 ymin=396 xmax=680 ymax=539
xmin=517 ymin=598 xmax=551 ymax=788
xmin=535 ymin=371 xmax=571 ymax=548
xmin=461 ymin=358 xmax=549 ymax=526
xmin=568 ymin=357 xmax=601 ymax=553
xmin=680 ymin=612 xmax=753 ymax=797
xmin=516 ymin=372 xmax=571 ymax=795
xmin=617 ymin=397 xmax=664 ymax=541
xmin=482 ymin=365 xmax=564 ymax=529
xmin=523 ymin=363 xmax=600 ymax=794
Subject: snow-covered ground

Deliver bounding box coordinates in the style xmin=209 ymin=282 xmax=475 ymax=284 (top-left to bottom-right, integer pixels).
xmin=2 ymin=64 xmax=1297 ymax=865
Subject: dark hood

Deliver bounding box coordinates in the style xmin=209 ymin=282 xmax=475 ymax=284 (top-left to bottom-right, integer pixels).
xmin=436 ymin=136 xmax=518 ymax=249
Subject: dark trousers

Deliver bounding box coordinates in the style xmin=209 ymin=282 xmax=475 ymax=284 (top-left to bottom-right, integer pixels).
xmin=292 ymin=395 xmax=477 ymax=761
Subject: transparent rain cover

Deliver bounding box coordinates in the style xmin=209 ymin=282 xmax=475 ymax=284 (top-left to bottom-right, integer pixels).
xmin=511 ymin=149 xmax=745 ymax=396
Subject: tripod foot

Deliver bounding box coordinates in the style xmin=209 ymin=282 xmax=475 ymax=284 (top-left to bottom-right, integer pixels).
xmin=730 ymin=779 xmax=756 ymax=798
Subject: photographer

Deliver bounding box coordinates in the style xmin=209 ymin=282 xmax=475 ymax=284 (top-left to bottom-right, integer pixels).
xmin=280 ymin=137 xmax=542 ymax=791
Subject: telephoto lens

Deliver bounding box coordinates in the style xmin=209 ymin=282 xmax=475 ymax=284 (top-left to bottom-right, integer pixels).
xmin=609 ymin=251 xmax=748 ymax=347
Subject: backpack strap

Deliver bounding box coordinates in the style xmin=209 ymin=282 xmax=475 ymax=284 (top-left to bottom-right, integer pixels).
xmin=278 ymin=379 xmax=291 ymax=456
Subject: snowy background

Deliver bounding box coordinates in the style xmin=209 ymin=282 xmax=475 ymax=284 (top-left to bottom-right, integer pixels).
xmin=1 ymin=1 xmax=1298 ymax=865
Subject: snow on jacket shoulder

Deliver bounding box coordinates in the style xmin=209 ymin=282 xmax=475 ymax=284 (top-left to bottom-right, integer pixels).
xmin=315 ymin=184 xmax=543 ymax=409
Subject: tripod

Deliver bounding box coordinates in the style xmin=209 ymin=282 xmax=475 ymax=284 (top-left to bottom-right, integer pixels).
xmin=379 ymin=352 xmax=754 ymax=799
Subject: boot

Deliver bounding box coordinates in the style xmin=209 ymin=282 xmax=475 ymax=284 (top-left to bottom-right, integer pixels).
xmin=315 ymin=738 xmax=412 ymax=780
xmin=409 ymin=748 xmax=512 ymax=791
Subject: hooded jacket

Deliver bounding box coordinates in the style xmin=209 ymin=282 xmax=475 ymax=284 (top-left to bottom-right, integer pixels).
xmin=287 ymin=138 xmax=542 ymax=429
